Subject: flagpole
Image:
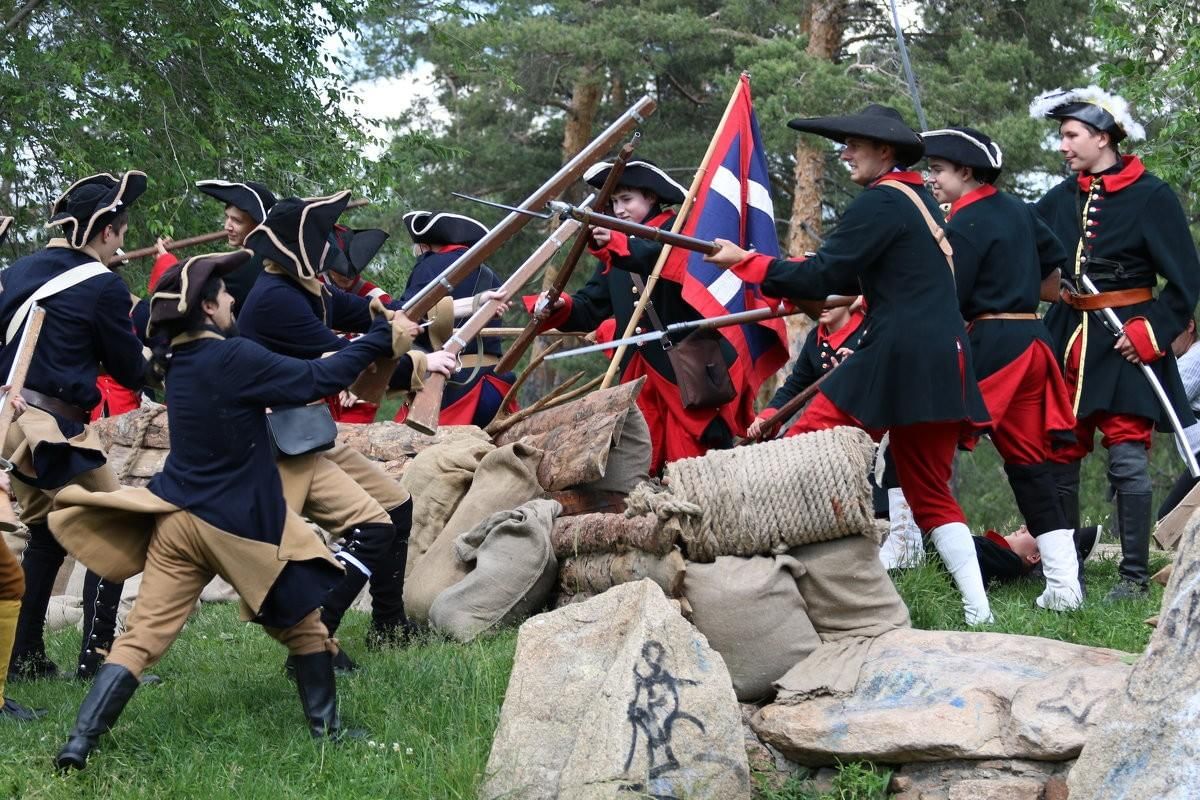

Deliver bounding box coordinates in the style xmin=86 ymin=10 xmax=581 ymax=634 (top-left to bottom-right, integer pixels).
xmin=600 ymin=74 xmax=748 ymax=390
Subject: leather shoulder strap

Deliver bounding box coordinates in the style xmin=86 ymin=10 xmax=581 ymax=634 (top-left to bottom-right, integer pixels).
xmin=5 ymin=261 xmax=109 ymax=344
xmin=877 ymin=180 xmax=955 ymax=274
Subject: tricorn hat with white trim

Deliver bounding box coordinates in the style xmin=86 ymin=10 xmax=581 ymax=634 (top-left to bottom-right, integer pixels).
xmin=196 ymin=179 xmax=277 ymax=224
xmin=583 ymin=159 xmax=686 ymax=205
xmin=46 ymin=171 xmax=147 ymax=249
xmin=0 ymin=216 xmax=11 ymax=246
xmin=788 ymin=105 xmax=924 ymax=166
xmin=1029 ymin=86 xmax=1146 ymax=143
xmin=921 ymin=127 xmax=1004 ymax=182
xmin=244 ymin=191 xmax=351 ymax=280
xmin=326 ymin=225 xmax=390 ymax=278
xmin=148 ymin=249 xmax=252 ymax=334
xmin=402 ymin=210 xmax=488 ymax=246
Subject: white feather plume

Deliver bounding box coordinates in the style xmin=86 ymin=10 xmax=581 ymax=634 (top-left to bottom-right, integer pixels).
xmin=1029 ymin=85 xmax=1146 ymax=142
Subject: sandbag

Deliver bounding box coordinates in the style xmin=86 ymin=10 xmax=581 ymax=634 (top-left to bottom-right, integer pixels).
xmin=684 ymin=555 xmax=822 ymax=702
xmin=788 ymin=534 xmax=911 ymax=641
xmin=550 ymin=512 xmax=672 ymax=558
xmin=46 ymin=595 xmax=83 ymax=632
xmin=625 ymin=426 xmax=878 ymax=562
xmin=575 ymin=405 xmax=651 ymax=494
xmin=557 ymin=549 xmax=686 ymax=597
xmin=404 ymin=442 xmax=544 ymax=623
xmin=201 ymin=576 xmax=239 ymax=603
xmin=400 ymin=436 xmax=495 ymax=575
xmin=429 ymin=498 xmax=560 ymax=642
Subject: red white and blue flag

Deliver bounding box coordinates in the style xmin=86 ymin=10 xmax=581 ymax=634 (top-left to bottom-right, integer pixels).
xmin=663 ymin=73 xmax=790 ymax=427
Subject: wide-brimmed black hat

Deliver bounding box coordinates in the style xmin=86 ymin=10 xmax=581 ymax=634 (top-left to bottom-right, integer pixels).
xmin=402 ymin=211 xmax=489 ymax=246
xmin=326 ymin=225 xmax=389 ymax=278
xmin=148 ymin=249 xmax=252 ymax=334
xmin=1029 ymin=86 xmax=1146 ymax=144
xmin=244 ymin=191 xmax=351 ymax=280
xmin=196 ymin=179 xmax=277 ymax=224
xmin=788 ymin=105 xmax=924 ymax=166
xmin=0 ymin=216 xmax=11 ymax=246
xmin=583 ymin=159 xmax=686 ymax=205
xmin=46 ymin=171 xmax=147 ymax=249
xmin=921 ymin=127 xmax=1004 ymax=181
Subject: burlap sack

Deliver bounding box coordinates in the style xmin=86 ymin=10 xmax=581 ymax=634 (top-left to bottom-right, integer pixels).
xmin=400 ymin=436 xmax=495 ymax=576
xmin=683 ymin=555 xmax=822 ymax=702
xmin=429 ymin=499 xmax=560 ymax=642
xmin=404 ymin=442 xmax=544 ymax=623
xmin=576 ymin=405 xmax=651 ymax=494
xmin=200 ymin=576 xmax=239 ymax=603
xmin=46 ymin=595 xmax=83 ymax=632
xmin=788 ymin=534 xmax=911 ymax=641
xmin=3 ymin=527 xmax=28 ymax=561
xmin=557 ymin=549 xmax=686 ymax=597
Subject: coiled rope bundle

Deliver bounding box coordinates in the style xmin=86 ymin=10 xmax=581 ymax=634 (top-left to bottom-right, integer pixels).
xmin=625 ymin=426 xmax=879 ymax=562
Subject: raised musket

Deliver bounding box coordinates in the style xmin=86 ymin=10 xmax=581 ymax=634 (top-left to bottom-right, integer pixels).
xmin=492 ymin=132 xmax=642 ymax=375
xmin=350 ymin=94 xmax=658 ymax=404
xmin=404 ymin=196 xmax=594 ymax=434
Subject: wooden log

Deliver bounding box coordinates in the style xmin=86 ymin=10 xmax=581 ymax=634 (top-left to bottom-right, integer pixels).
xmin=494 ymin=377 xmax=645 ymax=491
xmin=547 ymin=489 xmax=629 ymax=517
xmin=550 ymin=513 xmax=673 ymax=558
xmin=557 ymin=549 xmax=685 ymax=597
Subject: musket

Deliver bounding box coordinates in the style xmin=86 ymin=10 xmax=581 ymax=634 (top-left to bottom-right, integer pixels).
xmin=543 ymin=298 xmax=856 ymax=360
xmin=454 ymin=194 xmax=722 ymax=258
xmin=492 ymin=132 xmax=642 ymax=375
xmin=404 ymin=198 xmax=593 ymax=434
xmin=109 ymin=197 xmax=370 ymax=266
xmin=349 ymin=94 xmax=658 ymax=405
xmin=737 ymin=366 xmax=837 ymax=445
xmin=1070 ymin=274 xmax=1200 ymax=478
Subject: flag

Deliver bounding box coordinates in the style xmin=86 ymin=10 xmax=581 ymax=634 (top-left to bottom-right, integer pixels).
xmin=662 ymin=73 xmax=790 ymax=428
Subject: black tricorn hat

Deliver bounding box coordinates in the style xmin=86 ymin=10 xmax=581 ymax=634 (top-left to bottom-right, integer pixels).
xmin=196 ymin=179 xmax=277 ymax=224
xmin=921 ymin=127 xmax=1004 ymax=181
xmin=1029 ymin=86 xmax=1146 ymax=144
xmin=788 ymin=105 xmax=925 ymax=166
xmin=327 ymin=225 xmax=390 ymax=278
xmin=46 ymin=171 xmax=147 ymax=249
xmin=148 ymin=249 xmax=252 ymax=334
xmin=244 ymin=191 xmax=351 ymax=280
xmin=583 ymin=159 xmax=686 ymax=205
xmin=0 ymin=216 xmax=11 ymax=246
xmin=402 ymin=211 xmax=489 ymax=246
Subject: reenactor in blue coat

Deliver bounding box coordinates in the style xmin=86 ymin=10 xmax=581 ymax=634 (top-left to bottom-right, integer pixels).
xmin=923 ymin=126 xmax=1084 ymax=609
xmin=1031 ymin=86 xmax=1200 ymax=601
xmin=708 ymin=105 xmax=996 ymax=625
xmin=0 ymin=173 xmax=149 ymax=681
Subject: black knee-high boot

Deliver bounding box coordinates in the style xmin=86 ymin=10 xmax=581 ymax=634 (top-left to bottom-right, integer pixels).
xmin=55 ymin=663 xmax=139 ymax=770
xmin=1049 ymin=460 xmax=1082 ymax=530
xmin=1106 ymin=442 xmax=1152 ymax=600
xmin=76 ymin=571 xmax=124 ymax=680
xmin=9 ymin=523 xmax=65 ymax=681
xmin=292 ymin=650 xmax=359 ymax=739
xmin=368 ymin=501 xmax=415 ymax=649
xmin=320 ymin=523 xmax=397 ymax=637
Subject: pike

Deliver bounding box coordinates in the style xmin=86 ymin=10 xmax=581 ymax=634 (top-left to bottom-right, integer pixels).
xmin=403 ymin=197 xmax=594 ymax=434
xmin=454 ymin=194 xmax=722 ymax=257
xmin=493 ymin=132 xmax=642 ymax=375
xmin=737 ymin=365 xmax=837 ymax=445
xmin=349 ymin=93 xmax=657 ymax=406
xmin=1069 ymin=274 xmax=1200 ymax=478
xmin=109 ymin=197 xmax=370 ymax=266
xmin=543 ymin=298 xmax=856 ymax=359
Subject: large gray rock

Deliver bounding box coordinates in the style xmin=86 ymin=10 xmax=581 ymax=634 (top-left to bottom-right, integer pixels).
xmin=482 ymin=579 xmax=751 ymax=800
xmin=1068 ymin=506 xmax=1200 ymax=799
xmin=753 ymin=628 xmax=1131 ymax=766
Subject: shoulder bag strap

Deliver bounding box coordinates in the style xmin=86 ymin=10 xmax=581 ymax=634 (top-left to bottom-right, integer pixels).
xmin=877 ymin=180 xmax=955 ymax=274
xmin=5 ymin=261 xmax=109 ymax=344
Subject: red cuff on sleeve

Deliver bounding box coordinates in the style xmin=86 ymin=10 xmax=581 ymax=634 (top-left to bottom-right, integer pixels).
xmin=731 ymin=253 xmax=778 ymax=285
xmin=521 ymin=293 xmax=575 ymax=333
xmin=148 ymin=252 xmax=180 ymax=293
xmin=1123 ymin=316 xmax=1165 ymax=364
xmin=587 ymin=231 xmax=631 ymax=273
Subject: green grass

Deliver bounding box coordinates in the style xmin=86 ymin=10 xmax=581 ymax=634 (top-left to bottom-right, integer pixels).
xmin=0 ymin=610 xmax=515 ymax=799
xmin=0 ymin=548 xmax=1163 ymax=799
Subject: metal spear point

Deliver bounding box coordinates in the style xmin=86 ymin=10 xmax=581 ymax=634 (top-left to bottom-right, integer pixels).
xmin=451 ymin=192 xmax=553 ymax=219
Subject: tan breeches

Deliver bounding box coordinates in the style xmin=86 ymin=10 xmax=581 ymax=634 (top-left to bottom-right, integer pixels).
xmin=2 ymin=418 xmax=120 ymax=526
xmin=322 ymin=441 xmax=409 ymax=512
xmin=106 ymin=514 xmax=329 ymax=678
xmin=0 ymin=539 xmax=22 ymax=601
xmin=300 ymin=454 xmax=391 ymax=533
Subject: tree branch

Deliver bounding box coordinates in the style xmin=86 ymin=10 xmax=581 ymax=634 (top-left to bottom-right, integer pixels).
xmin=710 ymin=27 xmax=772 ymax=46
xmin=4 ymin=0 xmax=46 ymax=34
xmin=660 ymin=70 xmax=708 ymax=106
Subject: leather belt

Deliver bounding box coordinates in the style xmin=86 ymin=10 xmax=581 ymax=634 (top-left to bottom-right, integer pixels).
xmin=458 ymin=354 xmax=500 ymax=369
xmin=21 ymin=389 xmax=89 ymax=424
xmin=971 ymin=312 xmax=1040 ymax=322
xmin=1060 ymin=287 xmax=1152 ymax=311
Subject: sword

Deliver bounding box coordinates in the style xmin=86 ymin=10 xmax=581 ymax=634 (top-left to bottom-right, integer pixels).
xmin=544 ymin=298 xmax=855 ymax=360
xmin=1070 ymin=274 xmax=1200 ymax=478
